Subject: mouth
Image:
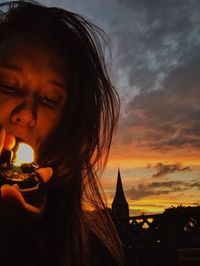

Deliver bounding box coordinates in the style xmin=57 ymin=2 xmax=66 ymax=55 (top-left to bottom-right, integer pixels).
xmin=15 ymin=136 xmax=23 ymax=143
xmin=4 ymin=129 xmax=37 ymax=154
xmin=13 ymin=136 xmax=24 ymax=147
xmin=12 ymin=136 xmax=26 ymax=158
xmin=14 ymin=136 xmax=33 ymax=149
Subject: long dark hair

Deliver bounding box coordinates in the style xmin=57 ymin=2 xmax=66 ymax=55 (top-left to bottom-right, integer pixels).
xmin=0 ymin=1 xmax=124 ymax=265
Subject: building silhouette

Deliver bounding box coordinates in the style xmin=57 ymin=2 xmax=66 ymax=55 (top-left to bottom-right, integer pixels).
xmin=111 ymin=169 xmax=200 ymax=266
xmin=112 ymin=168 xmax=129 ymax=219
xmin=111 ymin=169 xmax=130 ymax=248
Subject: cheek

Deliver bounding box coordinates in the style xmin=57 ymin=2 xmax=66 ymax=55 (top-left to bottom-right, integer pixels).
xmin=37 ymin=108 xmax=62 ymax=140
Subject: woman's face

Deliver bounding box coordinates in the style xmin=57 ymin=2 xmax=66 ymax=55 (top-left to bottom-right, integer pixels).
xmin=0 ymin=34 xmax=68 ymax=155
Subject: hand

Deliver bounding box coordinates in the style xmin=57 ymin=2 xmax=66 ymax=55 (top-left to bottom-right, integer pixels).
xmin=0 ymin=127 xmax=53 ymax=223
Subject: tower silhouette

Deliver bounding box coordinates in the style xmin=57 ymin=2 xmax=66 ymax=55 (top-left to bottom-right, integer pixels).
xmin=112 ymin=169 xmax=129 ymax=219
xmin=112 ymin=169 xmax=130 ymax=246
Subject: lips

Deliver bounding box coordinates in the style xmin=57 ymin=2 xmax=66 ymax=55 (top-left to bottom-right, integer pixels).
xmin=7 ymin=131 xmax=29 ymax=146
xmin=14 ymin=136 xmax=35 ymax=151
xmin=9 ymin=134 xmax=34 ymax=153
xmin=4 ymin=125 xmax=26 ymax=138
xmin=15 ymin=136 xmax=24 ymax=143
xmin=3 ymin=126 xmax=38 ymax=154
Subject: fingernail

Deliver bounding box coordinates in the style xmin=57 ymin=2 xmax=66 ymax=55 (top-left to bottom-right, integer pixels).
xmin=12 ymin=183 xmax=20 ymax=191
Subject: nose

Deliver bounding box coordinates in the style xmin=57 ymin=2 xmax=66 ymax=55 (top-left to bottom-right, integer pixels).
xmin=10 ymin=105 xmax=36 ymax=127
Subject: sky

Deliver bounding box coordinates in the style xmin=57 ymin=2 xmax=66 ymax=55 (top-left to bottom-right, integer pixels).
xmin=6 ymin=0 xmax=200 ymax=215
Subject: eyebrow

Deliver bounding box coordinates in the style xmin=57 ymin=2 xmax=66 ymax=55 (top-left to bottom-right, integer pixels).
xmin=48 ymin=80 xmax=66 ymax=91
xmin=0 ymin=63 xmax=67 ymax=91
xmin=0 ymin=63 xmax=21 ymax=72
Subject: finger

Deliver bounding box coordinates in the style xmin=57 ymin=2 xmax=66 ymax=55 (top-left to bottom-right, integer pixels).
xmin=0 ymin=127 xmax=6 ymax=152
xmin=3 ymin=134 xmax=16 ymax=151
xmin=1 ymin=184 xmax=26 ymax=207
xmin=24 ymin=197 xmax=46 ymax=217
xmin=0 ymin=184 xmax=43 ymax=219
xmin=36 ymin=167 xmax=53 ymax=183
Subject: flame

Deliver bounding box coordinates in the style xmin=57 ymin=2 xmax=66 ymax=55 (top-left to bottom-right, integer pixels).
xmin=14 ymin=143 xmax=34 ymax=166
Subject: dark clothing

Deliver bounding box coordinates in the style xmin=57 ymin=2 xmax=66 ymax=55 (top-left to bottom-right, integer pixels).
xmin=0 ymin=188 xmax=122 ymax=266
xmin=0 ymin=222 xmax=120 ymax=266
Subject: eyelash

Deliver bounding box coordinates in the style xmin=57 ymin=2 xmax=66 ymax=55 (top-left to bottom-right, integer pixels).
xmin=40 ymin=96 xmax=59 ymax=108
xmin=0 ymin=84 xmax=21 ymax=94
xmin=0 ymin=83 xmax=59 ymax=108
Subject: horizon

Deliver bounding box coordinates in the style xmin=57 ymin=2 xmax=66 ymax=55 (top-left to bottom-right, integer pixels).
xmin=102 ymin=167 xmax=200 ymax=216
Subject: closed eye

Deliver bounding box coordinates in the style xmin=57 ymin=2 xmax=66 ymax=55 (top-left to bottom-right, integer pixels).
xmin=0 ymin=84 xmax=21 ymax=94
xmin=40 ymin=96 xmax=59 ymax=108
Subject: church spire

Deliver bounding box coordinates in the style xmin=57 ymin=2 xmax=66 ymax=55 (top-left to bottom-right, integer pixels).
xmin=112 ymin=169 xmax=129 ymax=219
xmin=116 ymin=169 xmax=126 ymax=200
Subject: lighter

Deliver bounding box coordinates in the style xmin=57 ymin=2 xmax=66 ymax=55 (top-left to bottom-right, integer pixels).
xmin=0 ymin=142 xmax=43 ymax=196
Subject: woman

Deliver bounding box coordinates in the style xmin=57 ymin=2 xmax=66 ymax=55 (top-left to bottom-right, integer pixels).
xmin=0 ymin=1 xmax=124 ymax=265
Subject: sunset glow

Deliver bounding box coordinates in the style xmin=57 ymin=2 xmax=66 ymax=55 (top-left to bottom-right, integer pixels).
xmin=44 ymin=0 xmax=200 ymax=216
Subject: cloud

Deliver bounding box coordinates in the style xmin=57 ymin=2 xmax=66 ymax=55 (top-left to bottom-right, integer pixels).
xmin=43 ymin=0 xmax=200 ymax=156
xmin=126 ymin=180 xmax=200 ymax=200
xmin=151 ymin=162 xmax=192 ymax=178
xmin=112 ymin=0 xmax=200 ymax=91
xmin=105 ymin=0 xmax=200 ymax=155
xmin=116 ymin=52 xmax=200 ymax=152
xmin=191 ymin=182 xmax=200 ymax=189
xmin=191 ymin=202 xmax=200 ymax=206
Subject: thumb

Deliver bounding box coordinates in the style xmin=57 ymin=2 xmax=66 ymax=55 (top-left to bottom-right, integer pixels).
xmin=36 ymin=167 xmax=53 ymax=183
xmin=3 ymin=134 xmax=16 ymax=151
xmin=1 ymin=184 xmax=26 ymax=208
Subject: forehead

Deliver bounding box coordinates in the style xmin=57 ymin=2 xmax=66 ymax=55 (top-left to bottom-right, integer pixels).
xmin=0 ymin=31 xmax=67 ymax=76
xmin=0 ymin=34 xmax=69 ymax=99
